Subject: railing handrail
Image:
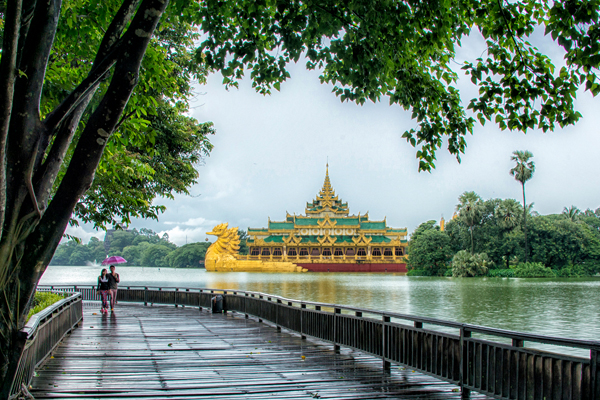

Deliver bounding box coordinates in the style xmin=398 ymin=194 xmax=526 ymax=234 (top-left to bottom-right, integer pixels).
xmin=9 ymin=292 xmax=82 ymax=399
xmin=37 ymin=284 xmax=600 ymax=351
xmin=22 ymin=293 xmax=81 ymax=337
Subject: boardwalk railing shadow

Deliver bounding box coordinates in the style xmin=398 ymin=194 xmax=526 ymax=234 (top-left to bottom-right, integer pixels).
xmin=26 ymin=285 xmax=600 ymax=400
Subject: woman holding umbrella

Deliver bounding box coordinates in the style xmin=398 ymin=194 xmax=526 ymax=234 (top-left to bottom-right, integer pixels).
xmin=102 ymin=256 xmax=126 ymax=312
xmin=96 ymin=269 xmax=110 ymax=314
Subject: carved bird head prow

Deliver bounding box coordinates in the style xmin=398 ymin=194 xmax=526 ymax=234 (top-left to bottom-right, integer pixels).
xmin=207 ymin=223 xmax=229 ymax=237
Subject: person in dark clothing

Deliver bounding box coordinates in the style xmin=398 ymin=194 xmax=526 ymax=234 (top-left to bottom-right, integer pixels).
xmin=96 ymin=268 xmax=110 ymax=314
xmin=107 ymin=265 xmax=120 ymax=312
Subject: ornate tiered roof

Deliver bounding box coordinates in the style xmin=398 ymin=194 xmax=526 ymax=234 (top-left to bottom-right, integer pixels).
xmin=247 ymin=166 xmax=408 ymax=247
xmin=305 ymin=164 xmax=349 ymax=217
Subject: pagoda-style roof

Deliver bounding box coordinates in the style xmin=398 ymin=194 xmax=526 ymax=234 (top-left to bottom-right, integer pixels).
xmin=305 ymin=165 xmax=349 ymax=216
xmin=245 ymin=165 xmax=408 ymax=248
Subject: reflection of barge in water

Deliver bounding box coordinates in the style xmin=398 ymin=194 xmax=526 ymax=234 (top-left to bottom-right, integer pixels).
xmin=240 ymin=165 xmax=408 ymax=273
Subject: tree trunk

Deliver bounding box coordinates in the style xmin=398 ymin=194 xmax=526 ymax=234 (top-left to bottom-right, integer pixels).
xmin=0 ymin=0 xmax=170 ymax=395
xmin=522 ymin=182 xmax=528 ymax=263
xmin=470 ymin=227 xmax=474 ymax=254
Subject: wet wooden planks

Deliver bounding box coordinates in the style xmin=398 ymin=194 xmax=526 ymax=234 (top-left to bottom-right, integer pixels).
xmin=31 ymin=303 xmax=491 ymax=399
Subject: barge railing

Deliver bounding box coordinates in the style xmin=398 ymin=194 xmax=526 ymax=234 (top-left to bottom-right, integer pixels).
xmin=37 ymin=285 xmax=600 ymax=400
xmin=8 ymin=292 xmax=82 ymax=399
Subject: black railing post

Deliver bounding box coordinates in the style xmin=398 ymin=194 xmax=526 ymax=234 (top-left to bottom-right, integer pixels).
xmin=383 ymin=315 xmax=391 ymax=371
xmin=245 ymin=293 xmax=249 ymax=319
xmin=592 ymin=349 xmax=599 ymax=400
xmin=258 ymin=295 xmax=263 ymax=322
xmin=301 ymin=304 xmax=306 ymax=339
xmin=276 ymin=299 xmax=282 ymax=331
xmin=199 ymin=289 xmax=203 ymax=311
xmin=223 ymin=291 xmax=227 ymax=314
xmin=175 ymin=288 xmax=179 ymax=308
xmin=334 ymin=308 xmax=341 ymax=352
xmin=460 ymin=327 xmax=471 ymax=398
xmin=184 ymin=289 xmax=189 ymax=308
xmin=144 ymin=287 xmax=148 ymax=306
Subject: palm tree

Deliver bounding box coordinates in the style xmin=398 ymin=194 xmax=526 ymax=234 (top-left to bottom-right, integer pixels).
xmin=456 ymin=191 xmax=483 ymax=254
xmin=510 ymin=150 xmax=535 ymax=262
xmin=496 ymin=199 xmax=522 ymax=232
xmin=563 ymin=206 xmax=581 ymax=222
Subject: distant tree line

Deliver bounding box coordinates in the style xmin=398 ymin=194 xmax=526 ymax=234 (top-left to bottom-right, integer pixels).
xmin=408 ymin=195 xmax=600 ymax=278
xmin=51 ymin=228 xmax=206 ymax=268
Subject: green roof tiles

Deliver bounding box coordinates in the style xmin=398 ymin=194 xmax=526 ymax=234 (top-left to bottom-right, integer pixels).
xmin=268 ymin=222 xmax=294 ymax=230
xmin=294 ymin=218 xmax=319 ymax=226
xmin=360 ymin=222 xmax=387 ymax=229
xmin=248 ymin=229 xmax=269 ymax=234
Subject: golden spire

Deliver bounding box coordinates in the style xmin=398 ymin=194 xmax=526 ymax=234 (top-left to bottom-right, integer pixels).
xmin=319 ymin=163 xmax=334 ymax=199
xmin=305 ymin=163 xmax=349 ymax=216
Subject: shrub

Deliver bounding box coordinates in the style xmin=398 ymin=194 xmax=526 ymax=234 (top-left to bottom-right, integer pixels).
xmin=406 ymin=269 xmax=428 ymax=276
xmin=444 ymin=268 xmax=453 ymax=277
xmin=451 ymin=251 xmax=492 ymax=277
xmin=27 ymin=292 xmax=68 ymax=319
xmin=554 ymin=264 xmax=589 ymax=277
xmin=488 ymin=269 xmax=515 ymax=278
xmin=511 ymin=262 xmax=555 ymax=278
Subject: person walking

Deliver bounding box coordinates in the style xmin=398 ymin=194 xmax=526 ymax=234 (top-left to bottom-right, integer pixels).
xmin=96 ymin=268 xmax=110 ymax=314
xmin=107 ymin=265 xmax=120 ymax=312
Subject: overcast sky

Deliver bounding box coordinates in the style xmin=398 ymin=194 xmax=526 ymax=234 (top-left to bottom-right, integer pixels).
xmin=68 ymin=34 xmax=600 ymax=246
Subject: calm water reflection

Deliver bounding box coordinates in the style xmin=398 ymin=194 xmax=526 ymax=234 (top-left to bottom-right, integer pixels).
xmin=41 ymin=266 xmax=600 ymax=345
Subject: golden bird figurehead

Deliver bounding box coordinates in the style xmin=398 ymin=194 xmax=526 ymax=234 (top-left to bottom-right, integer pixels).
xmin=207 ymin=223 xmax=229 ymax=237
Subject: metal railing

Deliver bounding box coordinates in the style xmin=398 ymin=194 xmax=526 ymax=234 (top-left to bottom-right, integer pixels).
xmin=8 ymin=292 xmax=82 ymax=399
xmin=37 ymin=285 xmax=600 ymax=400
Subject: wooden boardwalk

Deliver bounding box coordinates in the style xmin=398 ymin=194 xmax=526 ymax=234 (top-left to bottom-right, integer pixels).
xmin=31 ymin=303 xmax=491 ymax=399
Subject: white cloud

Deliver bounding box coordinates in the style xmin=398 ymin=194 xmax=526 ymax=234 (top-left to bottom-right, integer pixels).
xmin=159 ymin=226 xmax=212 ymax=246
xmin=63 ymin=225 xmax=105 ymax=244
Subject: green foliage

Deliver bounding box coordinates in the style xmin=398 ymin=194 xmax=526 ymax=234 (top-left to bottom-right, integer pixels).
xmin=27 ymin=292 xmax=69 ymax=320
xmin=406 ymin=269 xmax=428 ymax=277
xmin=165 ymin=243 xmax=211 ymax=268
xmin=407 ymin=222 xmax=452 ymax=276
xmin=527 ymin=216 xmax=600 ymax=271
xmin=456 ymin=192 xmax=484 ymax=254
xmin=554 ymin=264 xmax=588 ymax=278
xmin=238 ymin=229 xmax=249 ymax=256
xmin=510 ymin=262 xmax=555 ymax=278
xmin=140 ymin=244 xmax=173 ymax=268
xmin=487 ymin=269 xmax=516 ymax=278
xmin=451 ymin=251 xmax=492 ymax=278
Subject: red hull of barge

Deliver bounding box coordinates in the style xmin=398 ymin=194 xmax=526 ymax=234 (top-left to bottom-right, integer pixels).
xmin=297 ymin=263 xmax=407 ymax=273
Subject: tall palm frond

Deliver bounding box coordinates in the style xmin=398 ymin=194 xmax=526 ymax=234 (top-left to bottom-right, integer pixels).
xmin=510 ymin=150 xmax=535 ymax=262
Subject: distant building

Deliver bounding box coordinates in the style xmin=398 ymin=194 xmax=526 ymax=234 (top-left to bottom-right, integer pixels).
xmin=243 ymin=165 xmax=408 ymax=272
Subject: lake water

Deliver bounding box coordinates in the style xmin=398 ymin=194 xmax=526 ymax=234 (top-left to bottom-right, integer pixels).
xmin=41 ymin=265 xmax=600 ymax=355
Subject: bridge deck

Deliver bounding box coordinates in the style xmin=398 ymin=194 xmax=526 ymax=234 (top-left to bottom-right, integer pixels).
xmin=31 ymin=303 xmax=490 ymax=399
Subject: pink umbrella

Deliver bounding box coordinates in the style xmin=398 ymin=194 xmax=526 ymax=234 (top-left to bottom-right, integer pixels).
xmin=101 ymin=256 xmax=127 ymax=265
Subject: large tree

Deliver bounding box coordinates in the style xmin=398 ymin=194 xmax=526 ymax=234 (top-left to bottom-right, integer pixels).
xmin=510 ymin=150 xmax=535 ymax=262
xmin=2 ymin=0 xmax=600 ymax=394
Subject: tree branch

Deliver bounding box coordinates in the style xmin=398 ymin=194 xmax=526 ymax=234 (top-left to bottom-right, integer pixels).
xmin=2 ymin=0 xmax=61 ymax=251
xmin=0 ymin=0 xmax=24 ymax=240
xmin=34 ymin=0 xmax=144 ymax=205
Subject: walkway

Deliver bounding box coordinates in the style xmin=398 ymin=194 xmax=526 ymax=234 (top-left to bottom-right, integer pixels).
xmin=31 ymin=303 xmax=490 ymax=399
